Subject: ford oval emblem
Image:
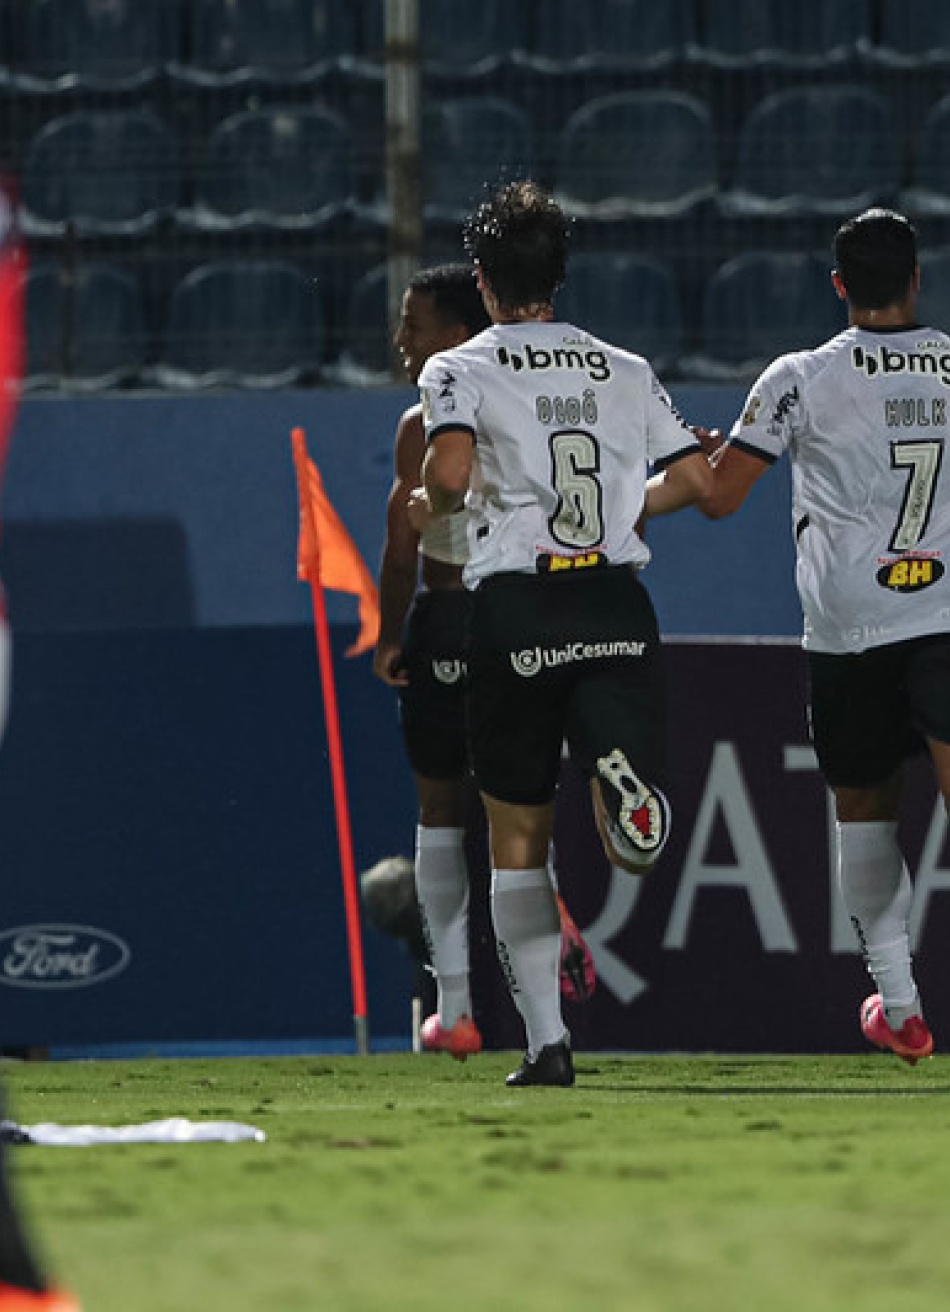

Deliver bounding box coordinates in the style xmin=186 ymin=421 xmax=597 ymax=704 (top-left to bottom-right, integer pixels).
xmin=0 ymin=924 xmax=130 ymax=990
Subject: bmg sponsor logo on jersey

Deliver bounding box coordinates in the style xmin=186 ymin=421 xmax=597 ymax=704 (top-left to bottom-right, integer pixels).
xmin=876 ymin=553 xmax=945 ymax=593
xmin=511 ymin=639 xmax=646 ymax=676
xmin=0 ymin=924 xmax=130 ymax=989
xmin=495 ymin=343 xmax=611 ymax=382
xmin=852 ymin=343 xmax=950 ymax=387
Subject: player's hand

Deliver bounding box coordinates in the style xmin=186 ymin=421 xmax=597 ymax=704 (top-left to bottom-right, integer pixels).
xmin=407 ymin=486 xmax=433 ymax=534
xmin=692 ymin=425 xmax=726 ymax=463
xmin=373 ymin=641 xmax=409 ymax=687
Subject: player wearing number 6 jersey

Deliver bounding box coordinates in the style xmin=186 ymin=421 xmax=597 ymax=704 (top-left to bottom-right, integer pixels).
xmin=702 ymin=208 xmax=950 ymax=1065
xmin=415 ymin=181 xmax=712 ymax=1085
xmin=374 ymin=264 xmax=596 ymax=1065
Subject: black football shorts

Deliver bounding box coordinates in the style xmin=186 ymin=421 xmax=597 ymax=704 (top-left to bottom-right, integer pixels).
xmin=808 ymin=632 xmax=950 ymax=787
xmin=398 ymin=588 xmax=472 ymax=780
xmin=467 ymin=566 xmax=667 ymax=806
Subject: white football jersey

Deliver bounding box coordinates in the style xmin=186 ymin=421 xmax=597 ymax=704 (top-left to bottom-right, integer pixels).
xmin=731 ymin=325 xmax=950 ymax=653
xmin=419 ymin=321 xmax=699 ymax=588
xmin=419 ymin=507 xmax=469 ymax=566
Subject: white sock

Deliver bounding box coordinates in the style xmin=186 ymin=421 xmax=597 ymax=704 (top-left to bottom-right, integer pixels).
xmin=415 ymin=825 xmax=471 ymax=1027
xmin=837 ymin=820 xmax=920 ymax=1026
xmin=490 ymin=867 xmax=567 ymax=1057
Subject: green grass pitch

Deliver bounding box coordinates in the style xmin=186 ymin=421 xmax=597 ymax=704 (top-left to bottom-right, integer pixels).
xmin=4 ymin=1051 xmax=950 ymax=1311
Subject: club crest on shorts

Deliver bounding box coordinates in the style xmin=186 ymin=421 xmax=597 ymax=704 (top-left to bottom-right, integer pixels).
xmin=432 ymin=659 xmax=465 ymax=684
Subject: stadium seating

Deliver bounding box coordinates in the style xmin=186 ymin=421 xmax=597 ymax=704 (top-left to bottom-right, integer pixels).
xmin=917 ymin=251 xmax=950 ymax=334
xmin=171 ymin=0 xmax=364 ymax=86
xmin=359 ymin=0 xmax=528 ymax=78
xmin=10 ymin=0 xmax=178 ymax=91
xmin=694 ymin=0 xmax=871 ymax=68
xmin=5 ymin=0 xmax=943 ymax=391
xmin=516 ymin=0 xmax=697 ymax=73
xmin=19 ymin=109 xmax=179 ymax=237
xmin=681 ymin=251 xmax=845 ymax=381
xmin=24 ymin=261 xmax=148 ymax=389
xmin=422 ymin=97 xmax=535 ymax=225
xmin=154 ymin=260 xmax=324 ymax=389
xmin=330 ymin=262 xmax=393 ymax=386
xmin=184 ymin=106 xmax=353 ymax=231
xmin=719 ymin=86 xmax=900 ymax=219
xmin=555 ymin=252 xmax=683 ymax=376
xmin=555 ymin=90 xmax=716 ymax=219
xmin=863 ymin=2 xmax=950 ymax=67
xmin=900 ymin=95 xmax=950 ymax=217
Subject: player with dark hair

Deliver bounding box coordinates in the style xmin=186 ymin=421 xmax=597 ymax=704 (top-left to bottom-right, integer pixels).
xmin=0 ymin=188 xmax=81 ymax=1311
xmin=374 ymin=263 xmax=594 ymax=1063
xmin=414 ymin=183 xmax=712 ymax=1085
xmin=702 ymin=208 xmax=950 ymax=1064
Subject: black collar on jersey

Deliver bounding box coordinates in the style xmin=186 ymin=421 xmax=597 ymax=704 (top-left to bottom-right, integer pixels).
xmin=857 ymin=322 xmax=921 ymax=334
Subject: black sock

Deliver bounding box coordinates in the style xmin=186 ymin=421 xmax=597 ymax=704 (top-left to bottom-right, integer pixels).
xmin=0 ymin=1098 xmax=46 ymax=1293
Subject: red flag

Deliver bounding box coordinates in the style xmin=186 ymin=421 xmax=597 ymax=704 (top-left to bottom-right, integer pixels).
xmin=291 ymin=427 xmax=380 ymax=657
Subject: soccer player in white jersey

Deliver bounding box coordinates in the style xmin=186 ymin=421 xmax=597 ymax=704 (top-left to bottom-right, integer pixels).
xmin=374 ymin=264 xmax=595 ymax=1064
xmin=702 ymin=208 xmax=950 ymax=1065
xmin=413 ymin=181 xmax=712 ymax=1085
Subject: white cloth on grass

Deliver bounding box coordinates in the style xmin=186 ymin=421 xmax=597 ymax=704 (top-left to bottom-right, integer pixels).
xmin=1 ymin=1117 xmax=265 ymax=1145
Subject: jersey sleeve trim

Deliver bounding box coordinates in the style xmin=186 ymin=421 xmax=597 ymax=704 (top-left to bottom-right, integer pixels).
xmin=652 ymin=443 xmax=701 ymax=472
xmin=729 ymin=437 xmax=778 ymax=465
xmin=426 ymin=422 xmax=476 ymax=445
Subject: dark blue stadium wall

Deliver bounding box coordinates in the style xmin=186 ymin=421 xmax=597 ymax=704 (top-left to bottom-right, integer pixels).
xmin=6 ymin=385 xmax=942 ymax=1056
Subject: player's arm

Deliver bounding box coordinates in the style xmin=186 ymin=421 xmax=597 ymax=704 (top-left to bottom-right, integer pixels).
xmin=640 ymin=370 xmax=714 ymax=519
xmin=691 ymin=425 xmax=726 ymax=462
xmin=698 ymin=442 xmax=771 ymax=519
xmin=698 ymin=359 xmax=795 ymax=518
xmin=643 ymin=449 xmax=713 ymax=519
xmin=374 ymin=409 xmax=425 ymax=687
xmin=421 ymin=427 xmax=474 ymax=519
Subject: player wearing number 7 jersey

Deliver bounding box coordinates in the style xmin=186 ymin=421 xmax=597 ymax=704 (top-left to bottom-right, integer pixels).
xmin=702 ymin=208 xmax=950 ymax=1064
xmin=415 ymin=180 xmax=712 ymax=1085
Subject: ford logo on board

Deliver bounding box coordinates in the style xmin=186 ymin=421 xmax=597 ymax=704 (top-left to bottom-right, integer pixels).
xmin=0 ymin=925 xmax=130 ymax=990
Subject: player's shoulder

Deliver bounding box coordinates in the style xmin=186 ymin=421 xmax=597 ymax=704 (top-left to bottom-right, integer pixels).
xmin=756 ymin=330 xmax=850 ymax=391
xmin=798 ymin=324 xmax=898 ymax=390
xmin=557 ymin=322 xmax=650 ymax=370
xmin=395 ymin=400 xmax=424 ymax=439
xmin=918 ymin=322 xmax=950 ymax=346
xmin=393 ymin=401 xmax=426 ymax=473
xmin=867 ymin=323 xmax=950 ymax=352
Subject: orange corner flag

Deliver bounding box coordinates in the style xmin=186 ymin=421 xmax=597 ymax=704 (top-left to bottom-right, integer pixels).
xmin=292 ymin=427 xmax=380 ymax=657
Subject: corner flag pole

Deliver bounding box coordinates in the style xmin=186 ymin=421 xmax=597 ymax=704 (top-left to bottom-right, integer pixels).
xmin=291 ymin=428 xmax=370 ymax=1056
xmin=307 ymin=556 xmax=370 ymax=1057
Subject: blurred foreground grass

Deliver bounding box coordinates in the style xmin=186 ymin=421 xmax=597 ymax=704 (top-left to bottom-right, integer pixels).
xmin=4 ymin=1052 xmax=950 ymax=1312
